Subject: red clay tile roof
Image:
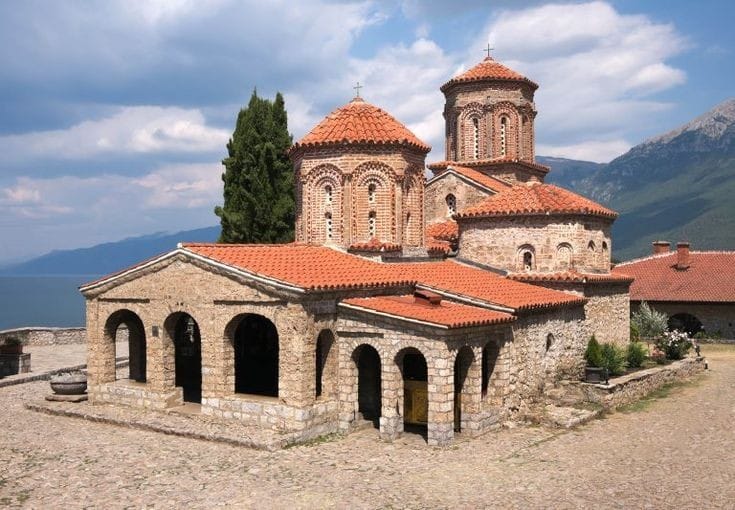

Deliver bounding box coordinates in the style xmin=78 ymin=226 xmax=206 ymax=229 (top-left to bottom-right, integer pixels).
xmin=290 ymin=97 xmax=430 ymax=154
xmin=613 ymin=251 xmax=735 ymax=302
xmin=431 ymin=166 xmax=513 ymax=193
xmin=426 ymin=220 xmax=459 ymax=242
xmin=457 ymin=182 xmax=617 ymax=220
xmin=341 ymin=295 xmax=515 ymax=329
xmin=348 ymin=239 xmax=402 ymax=253
xmin=183 ymin=243 xmax=413 ymax=291
xmin=428 ymin=158 xmax=550 ymax=175
xmin=391 ymin=260 xmax=585 ymax=311
xmin=508 ymin=271 xmax=634 ymax=284
xmin=441 ymin=57 xmax=538 ymax=92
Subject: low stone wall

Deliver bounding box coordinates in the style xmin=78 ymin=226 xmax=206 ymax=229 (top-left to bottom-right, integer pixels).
xmin=90 ymin=381 xmax=182 ymax=411
xmin=580 ymin=357 xmax=705 ymax=410
xmin=0 ymin=327 xmax=86 ymax=346
xmin=0 ymin=353 xmax=31 ymax=377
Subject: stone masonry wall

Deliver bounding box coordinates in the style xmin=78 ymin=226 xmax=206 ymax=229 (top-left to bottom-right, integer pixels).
xmin=0 ymin=327 xmax=88 ymax=346
xmin=458 ymin=215 xmax=613 ymax=273
xmin=633 ymin=302 xmax=735 ymax=340
xmin=425 ymin=172 xmax=492 ymax=226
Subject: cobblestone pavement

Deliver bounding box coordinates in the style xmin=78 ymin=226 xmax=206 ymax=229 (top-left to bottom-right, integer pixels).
xmin=1 ymin=345 xmax=734 ymax=509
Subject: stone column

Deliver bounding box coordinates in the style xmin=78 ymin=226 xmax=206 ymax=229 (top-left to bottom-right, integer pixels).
xmin=338 ymin=343 xmax=359 ymax=432
xmin=459 ymin=346 xmax=483 ymax=436
xmin=86 ymin=300 xmax=116 ymax=390
xmin=379 ymin=360 xmax=402 ymax=440
xmin=427 ymin=355 xmax=454 ymax=446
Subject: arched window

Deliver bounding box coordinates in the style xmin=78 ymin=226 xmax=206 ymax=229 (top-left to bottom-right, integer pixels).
xmin=446 ymin=194 xmax=456 ymax=216
xmin=523 ymin=251 xmax=533 ymax=271
xmin=472 ymin=117 xmax=480 ymax=159
xmin=545 ymin=333 xmax=554 ymax=354
xmin=325 ymin=212 xmax=333 ymax=240
xmin=500 ymin=116 xmax=508 ymax=157
xmin=368 ymin=211 xmax=376 ymax=237
xmin=588 ymin=240 xmax=596 ymax=252
xmin=602 ymin=241 xmax=609 ymax=252
xmin=557 ymin=243 xmax=573 ymax=270
xmin=324 ymin=185 xmax=332 ymax=204
xmin=368 ymin=183 xmax=377 ymax=204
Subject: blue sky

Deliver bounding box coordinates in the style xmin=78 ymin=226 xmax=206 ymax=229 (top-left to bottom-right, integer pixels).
xmin=0 ymin=0 xmax=732 ymax=264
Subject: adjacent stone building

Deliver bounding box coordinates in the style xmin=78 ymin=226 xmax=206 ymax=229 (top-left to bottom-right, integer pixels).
xmin=81 ymin=55 xmax=631 ymax=445
xmin=613 ymin=242 xmax=735 ymax=338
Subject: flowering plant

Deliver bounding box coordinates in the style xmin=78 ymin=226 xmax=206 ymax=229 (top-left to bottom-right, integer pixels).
xmin=654 ymin=329 xmax=692 ymax=360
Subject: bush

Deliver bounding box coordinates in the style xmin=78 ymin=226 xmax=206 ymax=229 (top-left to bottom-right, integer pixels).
xmin=631 ymin=302 xmax=668 ymax=340
xmin=584 ymin=336 xmax=603 ymax=368
xmin=655 ymin=329 xmax=692 ymax=360
xmin=626 ymin=341 xmax=647 ymax=368
xmin=599 ymin=343 xmax=628 ymax=376
xmin=630 ymin=322 xmax=641 ymax=343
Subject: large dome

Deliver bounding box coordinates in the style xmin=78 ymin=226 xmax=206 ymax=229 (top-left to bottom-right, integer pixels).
xmin=290 ymin=97 xmax=430 ymax=154
xmin=441 ymin=57 xmax=538 ymax=92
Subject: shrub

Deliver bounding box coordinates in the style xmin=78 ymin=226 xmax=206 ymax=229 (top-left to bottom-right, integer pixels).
xmin=599 ymin=343 xmax=628 ymax=376
xmin=631 ymin=302 xmax=668 ymax=340
xmin=630 ymin=322 xmax=641 ymax=343
xmin=655 ymin=329 xmax=692 ymax=360
xmin=584 ymin=336 xmax=603 ymax=368
xmin=626 ymin=341 xmax=647 ymax=368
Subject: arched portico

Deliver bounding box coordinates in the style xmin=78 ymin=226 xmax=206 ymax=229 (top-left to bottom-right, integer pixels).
xmin=104 ymin=309 xmax=146 ymax=383
xmin=352 ymin=344 xmax=382 ymax=428
xmin=164 ymin=312 xmax=202 ymax=403
xmin=396 ymin=347 xmax=428 ymax=438
xmin=226 ymin=313 xmax=279 ymax=398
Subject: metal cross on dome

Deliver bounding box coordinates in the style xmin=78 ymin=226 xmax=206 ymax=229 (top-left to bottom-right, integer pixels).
xmin=484 ymin=44 xmax=494 ymax=58
xmin=353 ymin=81 xmax=363 ymax=98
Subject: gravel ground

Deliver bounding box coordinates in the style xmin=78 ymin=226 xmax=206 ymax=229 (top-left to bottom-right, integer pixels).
xmin=1 ymin=345 xmax=733 ymax=509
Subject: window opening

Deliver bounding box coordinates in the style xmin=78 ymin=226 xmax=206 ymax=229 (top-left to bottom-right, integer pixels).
xmin=446 ymin=194 xmax=456 ymax=216
xmin=500 ymin=116 xmax=508 ymax=157
xmin=368 ymin=183 xmax=376 ymax=204
xmin=368 ymin=211 xmax=376 ymax=237
xmin=472 ymin=117 xmax=480 ymax=159
xmin=325 ymin=212 xmax=333 ymax=240
xmin=523 ymin=251 xmax=533 ymax=271
xmin=325 ymin=185 xmax=332 ymax=204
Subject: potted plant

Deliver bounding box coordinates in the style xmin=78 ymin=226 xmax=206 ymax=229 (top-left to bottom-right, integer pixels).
xmin=584 ymin=336 xmax=608 ymax=383
xmin=0 ymin=336 xmax=23 ymax=355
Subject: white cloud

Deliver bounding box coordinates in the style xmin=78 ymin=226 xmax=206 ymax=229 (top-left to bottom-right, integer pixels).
xmin=0 ymin=107 xmax=229 ymax=161
xmin=536 ymin=139 xmax=631 ymax=163
xmin=132 ymin=163 xmax=222 ymax=208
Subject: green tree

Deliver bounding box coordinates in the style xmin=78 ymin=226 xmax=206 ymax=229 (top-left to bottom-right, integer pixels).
xmin=215 ymin=90 xmax=295 ymax=243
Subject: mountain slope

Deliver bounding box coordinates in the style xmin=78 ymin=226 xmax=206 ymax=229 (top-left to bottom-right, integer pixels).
xmin=1 ymin=226 xmax=220 ymax=275
xmin=547 ymin=98 xmax=735 ymax=259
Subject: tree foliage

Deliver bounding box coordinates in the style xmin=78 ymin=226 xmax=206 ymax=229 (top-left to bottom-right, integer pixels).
xmin=215 ymin=90 xmax=294 ymax=243
xmin=631 ymin=302 xmax=668 ymax=340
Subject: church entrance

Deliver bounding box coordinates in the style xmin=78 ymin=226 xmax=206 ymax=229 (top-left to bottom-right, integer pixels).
xmin=354 ymin=344 xmax=381 ymax=427
xmin=171 ymin=313 xmax=202 ymax=403
xmin=233 ymin=314 xmax=279 ymax=397
xmin=398 ymin=348 xmax=428 ymax=433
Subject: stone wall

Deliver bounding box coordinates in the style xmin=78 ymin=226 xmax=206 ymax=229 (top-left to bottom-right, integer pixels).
xmin=634 ymin=302 xmax=735 ymax=340
xmin=424 ymin=171 xmax=491 ymax=226
xmin=0 ymin=327 xmax=87 ymax=346
xmin=458 ymin=215 xmax=613 ymax=273
xmin=0 ymin=353 xmax=31 ymax=377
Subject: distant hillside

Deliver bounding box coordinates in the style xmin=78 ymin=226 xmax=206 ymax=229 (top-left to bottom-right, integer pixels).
xmin=1 ymin=226 xmax=220 ymax=275
xmin=545 ymin=98 xmax=735 ymax=259
xmin=537 ymin=156 xmax=604 ymax=189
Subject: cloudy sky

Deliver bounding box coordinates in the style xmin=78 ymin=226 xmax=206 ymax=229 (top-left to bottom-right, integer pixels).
xmin=1 ymin=0 xmax=732 ymax=264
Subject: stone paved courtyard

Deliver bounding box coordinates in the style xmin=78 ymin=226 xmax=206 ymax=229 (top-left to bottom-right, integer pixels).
xmin=1 ymin=344 xmax=733 ymax=509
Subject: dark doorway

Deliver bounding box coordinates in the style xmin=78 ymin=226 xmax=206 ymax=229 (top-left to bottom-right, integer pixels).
xmin=316 ymin=330 xmax=334 ymax=398
xmin=355 ymin=345 xmax=381 ymax=427
xmin=454 ymin=347 xmax=473 ymax=433
xmin=482 ymin=341 xmax=500 ymax=399
xmin=668 ymin=313 xmax=703 ymax=337
xmin=233 ymin=314 xmax=279 ymax=397
xmin=172 ymin=313 xmax=202 ymax=403
xmin=400 ymin=349 xmax=428 ymax=432
xmin=105 ymin=310 xmax=146 ymax=383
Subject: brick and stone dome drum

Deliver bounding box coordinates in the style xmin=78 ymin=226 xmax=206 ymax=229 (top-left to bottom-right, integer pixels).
xmin=289 ymin=97 xmax=430 ymax=249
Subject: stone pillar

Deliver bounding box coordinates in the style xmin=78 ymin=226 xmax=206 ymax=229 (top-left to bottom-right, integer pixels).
xmin=338 ymin=344 xmax=359 ymax=431
xmin=458 ymin=346 xmax=483 ymax=436
xmin=277 ymin=305 xmax=313 ymax=408
xmin=199 ymin=306 xmax=220 ymax=400
xmin=427 ymin=355 xmax=454 ymax=446
xmin=86 ymin=300 xmax=115 ymax=389
xmin=379 ymin=360 xmax=402 ymax=440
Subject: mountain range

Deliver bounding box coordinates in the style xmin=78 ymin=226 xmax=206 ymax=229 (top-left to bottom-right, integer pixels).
xmin=3 ymin=98 xmax=734 ymax=274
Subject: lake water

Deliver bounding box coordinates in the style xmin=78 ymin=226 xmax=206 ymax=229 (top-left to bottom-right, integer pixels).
xmin=0 ymin=275 xmax=100 ymax=330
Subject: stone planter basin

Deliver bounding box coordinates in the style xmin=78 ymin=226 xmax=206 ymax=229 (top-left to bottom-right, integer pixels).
xmin=50 ymin=372 xmax=88 ymax=395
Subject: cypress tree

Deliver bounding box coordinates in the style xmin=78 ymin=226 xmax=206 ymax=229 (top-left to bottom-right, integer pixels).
xmin=215 ymin=90 xmax=295 ymax=243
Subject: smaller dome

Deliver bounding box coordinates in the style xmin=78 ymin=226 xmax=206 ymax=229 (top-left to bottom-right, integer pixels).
xmin=290 ymin=97 xmax=431 ymax=154
xmin=441 ymin=57 xmax=538 ymax=92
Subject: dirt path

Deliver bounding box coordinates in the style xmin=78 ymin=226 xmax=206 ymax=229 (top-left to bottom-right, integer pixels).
xmin=1 ymin=345 xmax=733 ymax=509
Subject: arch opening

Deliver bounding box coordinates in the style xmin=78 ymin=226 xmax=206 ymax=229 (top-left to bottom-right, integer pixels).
xmin=316 ymin=329 xmax=336 ymax=399
xmin=453 ymin=346 xmax=474 ymax=433
xmin=482 ymin=341 xmax=500 ymax=401
xmin=231 ymin=314 xmax=279 ymax=397
xmin=353 ymin=344 xmax=381 ymax=428
xmin=397 ymin=348 xmax=428 ymax=435
xmin=446 ymin=193 xmax=457 ymax=217
xmin=668 ymin=313 xmax=703 ymax=337
xmin=165 ymin=312 xmax=202 ymax=403
xmin=105 ymin=309 xmax=146 ymax=383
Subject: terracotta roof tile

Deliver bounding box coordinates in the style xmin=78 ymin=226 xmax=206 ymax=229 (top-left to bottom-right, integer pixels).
xmin=428 ymin=158 xmax=550 ymax=175
xmin=441 ymin=57 xmax=538 ymax=92
xmin=613 ymin=251 xmax=735 ymax=302
xmin=290 ymin=97 xmax=430 ymax=154
xmin=341 ymin=294 xmax=515 ymax=329
xmin=457 ymin=182 xmax=617 ymax=220
xmin=508 ymin=271 xmax=634 ymax=284
xmin=348 ymin=239 xmax=402 ymax=253
xmin=392 ymin=260 xmax=585 ymax=311
xmin=183 ymin=243 xmax=413 ymax=291
xmin=426 ymin=220 xmax=458 ymax=242
xmin=430 ymin=165 xmax=513 ymax=193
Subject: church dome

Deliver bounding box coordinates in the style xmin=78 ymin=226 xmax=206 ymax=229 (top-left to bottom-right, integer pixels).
xmin=290 ymin=97 xmax=431 ymax=154
xmin=441 ymin=57 xmax=538 ymax=92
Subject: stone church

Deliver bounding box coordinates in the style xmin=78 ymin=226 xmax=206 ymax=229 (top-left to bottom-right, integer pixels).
xmin=80 ymin=56 xmax=632 ymax=445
